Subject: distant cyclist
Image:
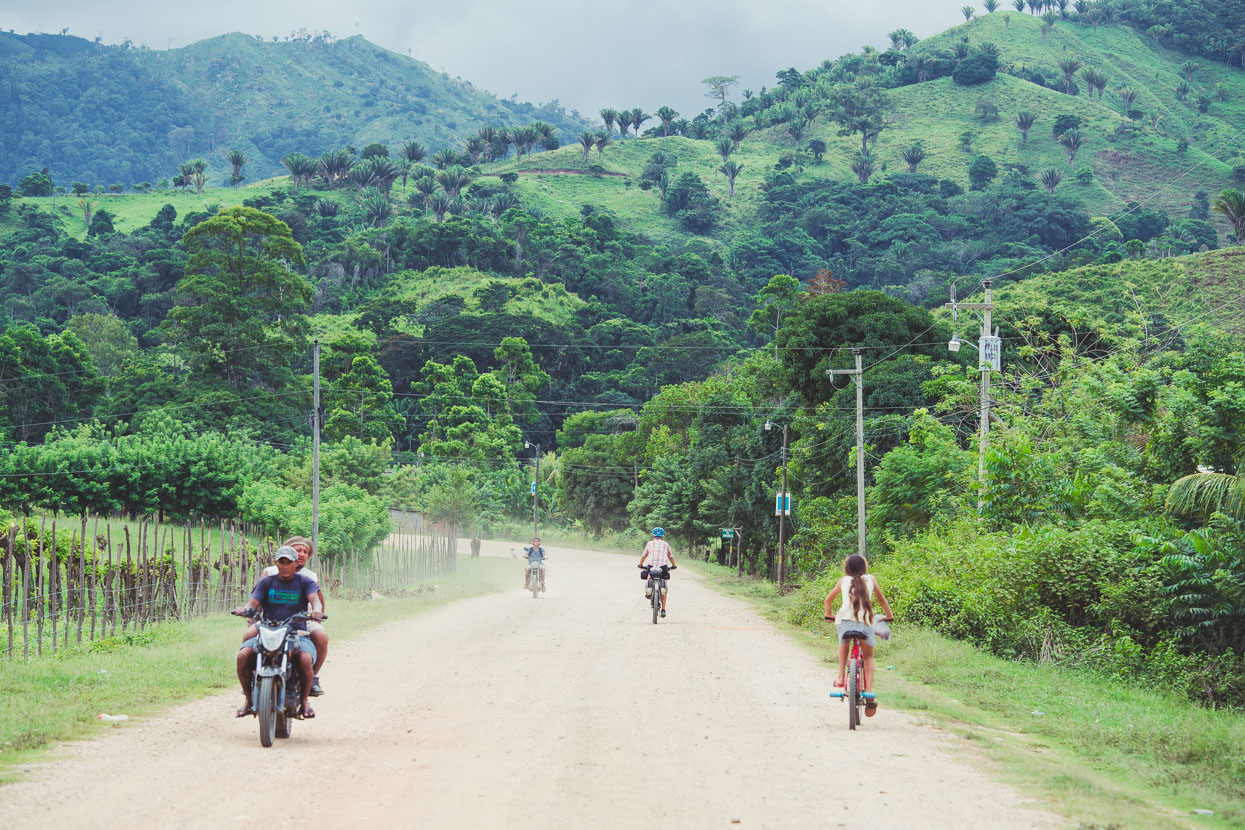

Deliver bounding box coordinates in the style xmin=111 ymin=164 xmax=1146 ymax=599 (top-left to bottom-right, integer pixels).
xmin=824 ymin=554 xmax=893 ymax=716
xmin=639 ymin=527 xmax=676 ymax=618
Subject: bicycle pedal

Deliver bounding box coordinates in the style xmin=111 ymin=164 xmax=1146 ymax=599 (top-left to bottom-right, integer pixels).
xmin=829 ymin=691 xmax=845 ymax=699
xmin=861 ymin=692 xmax=876 ymax=700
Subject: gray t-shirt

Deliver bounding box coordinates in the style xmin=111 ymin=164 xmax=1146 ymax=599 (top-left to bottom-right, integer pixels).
xmin=525 ymin=546 xmax=546 ymax=563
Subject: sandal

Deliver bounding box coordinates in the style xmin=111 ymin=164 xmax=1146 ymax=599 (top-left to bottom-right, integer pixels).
xmin=236 ymin=702 xmax=253 ymax=718
xmin=300 ymin=704 xmax=316 ymax=719
xmin=833 ymin=679 xmax=846 ymax=688
xmin=864 ymin=699 xmax=878 ymax=717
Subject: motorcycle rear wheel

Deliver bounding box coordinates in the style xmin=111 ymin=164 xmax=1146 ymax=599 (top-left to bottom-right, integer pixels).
xmin=257 ymin=676 xmax=277 ymax=747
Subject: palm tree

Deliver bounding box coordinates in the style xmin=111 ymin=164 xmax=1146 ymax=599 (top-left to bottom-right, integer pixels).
xmin=914 ymin=55 xmax=934 ymax=82
xmin=358 ymin=157 xmax=400 ymax=195
xmin=630 ymin=110 xmax=651 ymax=137
xmin=851 ymin=150 xmax=878 ymax=183
xmin=653 ymin=169 xmax=670 ymax=201
xmin=952 ymin=41 xmax=971 ymax=64
xmin=594 ymin=131 xmax=612 ymax=158
xmin=181 ymin=157 xmax=208 ymax=194
xmin=1011 ymin=0 xmax=1025 ymax=10
xmin=656 ymin=106 xmax=679 ymax=136
xmin=495 ymin=129 xmax=512 ymax=160
xmin=788 ymin=117 xmax=810 ymax=143
xmin=464 ymin=136 xmax=486 ymax=165
xmin=720 ymin=160 xmax=743 ymax=197
xmin=961 ymin=5 xmax=975 ymax=21
xmin=1039 ymin=168 xmax=1063 ymax=194
xmin=888 ymin=30 xmax=905 ymax=50
xmin=491 ymin=192 xmax=520 ymax=217
xmin=1149 ymin=112 xmax=1164 ymax=130
xmin=983 ymin=0 xmax=999 ymax=11
xmin=78 ymin=196 xmax=95 ymax=228
xmin=715 ymin=136 xmax=734 ymax=164
xmin=428 ymin=191 xmax=455 ymax=223
xmin=361 ymin=188 xmax=393 ymax=227
xmin=412 ymin=176 xmax=437 ymax=213
xmin=1176 ymin=81 xmax=1191 ymax=102
xmin=1117 ymin=86 xmax=1138 ymax=108
xmin=1081 ymin=67 xmax=1108 ymax=98
xmin=600 ymin=108 xmax=618 ymax=135
xmin=477 ymin=127 xmax=497 ymax=160
xmin=727 ymin=120 xmax=747 ymax=150
xmin=902 ymin=142 xmax=927 ymax=173
xmin=1058 ymin=57 xmax=1082 ymax=92
xmin=400 ymin=140 xmax=427 ymax=167
xmin=226 ymin=150 xmax=247 ymax=186
xmin=578 ymin=132 xmax=596 ymax=165
xmin=436 ymin=165 xmax=471 ymax=198
xmin=431 ymin=147 xmax=458 ymax=170
xmin=1059 ymin=128 xmax=1086 ymax=163
xmin=1180 ymin=60 xmax=1199 ymax=81
xmin=1016 ymin=111 xmax=1037 ymax=144
xmin=1211 ymin=188 xmax=1245 ymax=242
xmin=1166 ymin=468 xmax=1245 ymax=520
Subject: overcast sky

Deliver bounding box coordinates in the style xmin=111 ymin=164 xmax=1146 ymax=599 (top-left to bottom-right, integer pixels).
xmin=4 ymin=0 xmax=957 ymax=118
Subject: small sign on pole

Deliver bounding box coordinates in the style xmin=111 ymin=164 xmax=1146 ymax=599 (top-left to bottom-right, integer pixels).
xmin=981 ymin=335 xmax=1002 ymax=371
xmin=720 ymin=528 xmax=735 ymax=540
xmin=531 ymin=481 xmax=537 ymax=496
xmin=775 ymin=492 xmax=791 ymax=516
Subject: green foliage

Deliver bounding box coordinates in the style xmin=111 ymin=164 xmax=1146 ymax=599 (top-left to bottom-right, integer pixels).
xmin=952 ymin=51 xmax=999 ymax=85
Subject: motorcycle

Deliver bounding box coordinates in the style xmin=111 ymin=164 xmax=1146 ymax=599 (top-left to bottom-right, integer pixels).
xmin=231 ymin=608 xmax=326 ymax=747
xmin=526 ymin=558 xmax=545 ymax=598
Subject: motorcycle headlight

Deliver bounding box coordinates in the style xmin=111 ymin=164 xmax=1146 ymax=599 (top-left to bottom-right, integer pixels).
xmin=258 ymin=626 xmax=287 ymax=652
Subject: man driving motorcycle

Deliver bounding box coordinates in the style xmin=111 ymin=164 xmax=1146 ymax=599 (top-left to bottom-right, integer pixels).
xmin=248 ymin=536 xmax=328 ymax=696
xmin=232 ymin=546 xmax=323 ymax=719
xmin=523 ymin=538 xmax=547 ymax=591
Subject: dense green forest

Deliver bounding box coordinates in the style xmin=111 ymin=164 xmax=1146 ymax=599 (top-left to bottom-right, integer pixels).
xmin=3 ymin=0 xmax=1245 ymax=707
xmin=0 ymin=30 xmax=587 ymax=187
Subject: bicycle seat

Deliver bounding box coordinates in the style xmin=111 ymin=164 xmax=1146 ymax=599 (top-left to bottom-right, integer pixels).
xmin=842 ymin=631 xmax=870 ymax=640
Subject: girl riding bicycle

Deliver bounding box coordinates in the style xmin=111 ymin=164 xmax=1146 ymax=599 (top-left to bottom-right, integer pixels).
xmin=824 ymin=554 xmax=894 ymax=715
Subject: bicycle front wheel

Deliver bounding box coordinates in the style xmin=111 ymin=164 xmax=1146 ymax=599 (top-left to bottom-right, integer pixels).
xmin=847 ymin=658 xmax=859 ymax=731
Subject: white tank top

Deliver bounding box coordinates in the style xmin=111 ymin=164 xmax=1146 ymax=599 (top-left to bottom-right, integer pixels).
xmin=834 ymin=574 xmax=876 ymax=623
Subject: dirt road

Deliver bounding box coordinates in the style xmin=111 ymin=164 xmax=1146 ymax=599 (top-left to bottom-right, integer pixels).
xmin=0 ymin=542 xmax=1059 ymax=829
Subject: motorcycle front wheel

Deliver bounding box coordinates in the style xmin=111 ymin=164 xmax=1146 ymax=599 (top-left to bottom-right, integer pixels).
xmin=257 ymin=676 xmax=277 ymax=747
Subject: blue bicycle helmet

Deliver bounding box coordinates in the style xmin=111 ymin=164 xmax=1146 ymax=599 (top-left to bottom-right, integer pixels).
xmin=652 ymin=527 xmax=665 ymax=537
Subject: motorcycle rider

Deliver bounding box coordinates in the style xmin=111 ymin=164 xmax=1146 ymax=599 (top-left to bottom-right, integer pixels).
xmin=233 ymin=546 xmax=323 ymax=719
xmin=639 ymin=527 xmax=676 ymax=618
xmin=246 ymin=536 xmax=329 ymax=696
xmin=523 ymin=537 xmax=547 ymax=591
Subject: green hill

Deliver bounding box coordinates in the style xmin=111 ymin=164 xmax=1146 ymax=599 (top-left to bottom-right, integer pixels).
xmin=0 ymin=31 xmax=587 ymax=188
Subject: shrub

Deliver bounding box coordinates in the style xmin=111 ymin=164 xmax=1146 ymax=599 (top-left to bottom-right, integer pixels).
xmin=952 ymin=52 xmax=999 ymax=86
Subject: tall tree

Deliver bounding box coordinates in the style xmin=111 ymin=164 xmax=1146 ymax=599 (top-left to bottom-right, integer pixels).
xmin=701 ymin=75 xmax=741 ymax=111
xmin=656 ymin=106 xmax=679 ymax=136
xmin=828 ymin=80 xmax=889 ymax=153
xmin=227 ymin=150 xmax=247 ymax=186
xmin=1015 ymin=110 xmax=1037 ymax=144
xmin=1212 ymin=189 xmax=1245 ymax=242
xmin=720 ymin=160 xmax=743 ymax=197
xmin=902 ymin=142 xmax=927 ymax=173
xmin=161 ymin=207 xmax=310 ymax=388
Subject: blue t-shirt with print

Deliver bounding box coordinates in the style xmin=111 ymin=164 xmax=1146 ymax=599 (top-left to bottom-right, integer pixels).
xmin=250 ymin=572 xmax=320 ymax=629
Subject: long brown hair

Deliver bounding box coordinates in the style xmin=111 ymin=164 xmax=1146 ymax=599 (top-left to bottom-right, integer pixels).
xmin=845 ymin=554 xmax=873 ymax=623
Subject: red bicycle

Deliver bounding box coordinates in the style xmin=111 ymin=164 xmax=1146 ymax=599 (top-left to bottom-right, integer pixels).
xmin=829 ymin=620 xmax=890 ymax=730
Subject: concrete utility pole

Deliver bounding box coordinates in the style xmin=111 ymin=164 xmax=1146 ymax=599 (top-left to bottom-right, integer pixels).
xmin=828 ymin=349 xmax=866 ymax=557
xmin=946 ymin=280 xmax=998 ymax=512
xmin=765 ymin=420 xmax=790 ymax=587
xmin=311 ymin=340 xmax=321 ymax=559
xmin=524 ymin=441 xmax=541 ymax=540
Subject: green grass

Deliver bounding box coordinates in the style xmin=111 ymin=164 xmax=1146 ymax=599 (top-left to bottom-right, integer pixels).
xmin=0 ymin=554 xmax=512 ymax=778
xmin=688 ymin=559 xmax=1245 ymax=830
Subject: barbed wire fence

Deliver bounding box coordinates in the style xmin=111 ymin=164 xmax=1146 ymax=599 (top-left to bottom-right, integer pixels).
xmin=1 ymin=509 xmax=457 ymax=660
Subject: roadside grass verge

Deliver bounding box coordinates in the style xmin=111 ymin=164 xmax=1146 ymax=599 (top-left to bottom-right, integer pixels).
xmin=687 ymin=559 xmax=1245 ymax=830
xmin=0 ymin=555 xmax=511 ymax=781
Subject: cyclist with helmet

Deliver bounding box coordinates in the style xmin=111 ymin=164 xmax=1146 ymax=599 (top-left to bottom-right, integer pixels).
xmin=639 ymin=527 xmax=676 ymax=618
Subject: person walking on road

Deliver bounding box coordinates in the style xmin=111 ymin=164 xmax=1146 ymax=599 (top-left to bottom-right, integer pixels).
xmin=639 ymin=527 xmax=676 ymax=618
xmin=470 ymin=533 xmax=481 ymax=558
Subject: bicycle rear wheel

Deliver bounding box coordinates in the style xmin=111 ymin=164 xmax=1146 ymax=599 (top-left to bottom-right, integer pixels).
xmin=847 ymin=658 xmax=859 ymax=731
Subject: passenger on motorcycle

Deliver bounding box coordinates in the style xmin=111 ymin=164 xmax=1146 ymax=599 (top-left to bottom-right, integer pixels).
xmin=639 ymin=527 xmax=676 ymax=618
xmin=245 ymin=535 xmax=329 ymax=696
xmin=523 ymin=538 xmax=547 ymax=591
xmin=233 ymin=546 xmax=324 ymax=719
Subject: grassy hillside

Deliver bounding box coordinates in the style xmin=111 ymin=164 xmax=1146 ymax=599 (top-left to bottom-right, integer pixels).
xmin=0 ymin=31 xmax=587 ymax=188
xmin=470 ymin=15 xmax=1241 ymax=244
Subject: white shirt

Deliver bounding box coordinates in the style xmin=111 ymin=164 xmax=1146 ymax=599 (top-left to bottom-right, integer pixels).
xmin=643 ymin=538 xmax=672 ymax=568
xmin=263 ymin=564 xmax=319 ymax=584
xmin=834 ymin=575 xmax=877 ymax=624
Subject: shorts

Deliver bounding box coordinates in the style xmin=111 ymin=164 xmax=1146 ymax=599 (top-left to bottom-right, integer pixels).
xmin=835 ymin=621 xmax=875 ymax=648
xmin=241 ymin=635 xmax=317 ymax=663
xmin=306 ymin=620 xmax=325 ymax=635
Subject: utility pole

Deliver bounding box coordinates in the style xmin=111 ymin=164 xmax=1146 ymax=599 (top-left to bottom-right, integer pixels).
xmin=828 ymin=349 xmax=866 ymax=557
xmin=765 ymin=420 xmax=790 ymax=587
xmin=946 ymin=280 xmax=998 ymax=512
xmin=311 ymin=340 xmax=321 ymax=559
xmin=524 ymin=441 xmax=540 ymax=540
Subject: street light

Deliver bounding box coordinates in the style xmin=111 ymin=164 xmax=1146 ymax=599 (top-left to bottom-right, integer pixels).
xmin=947 ymin=333 xmax=962 ymax=353
xmin=524 ymin=441 xmax=541 ymax=540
